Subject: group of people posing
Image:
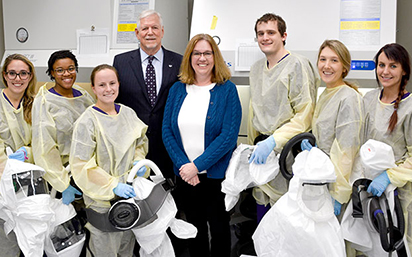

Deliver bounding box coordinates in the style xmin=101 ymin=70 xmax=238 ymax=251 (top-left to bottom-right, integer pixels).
xmin=0 ymin=8 xmax=411 ymax=257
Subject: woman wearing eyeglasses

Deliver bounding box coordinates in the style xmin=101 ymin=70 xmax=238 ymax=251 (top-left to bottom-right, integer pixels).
xmin=0 ymin=53 xmax=37 ymax=256
xmin=162 ymin=34 xmax=242 ymax=257
xmin=32 ymin=50 xmax=95 ymax=206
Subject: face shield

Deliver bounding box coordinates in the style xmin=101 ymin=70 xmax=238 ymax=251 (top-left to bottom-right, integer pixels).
xmin=12 ymin=169 xmax=49 ymax=199
xmin=45 ymin=215 xmax=85 ymax=257
xmin=51 ymin=218 xmax=84 ymax=252
xmin=292 ymin=146 xmax=337 ymax=221
xmin=44 ymin=198 xmax=85 ymax=257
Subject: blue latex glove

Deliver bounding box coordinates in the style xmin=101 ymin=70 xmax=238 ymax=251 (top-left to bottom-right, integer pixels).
xmin=301 ymin=139 xmax=314 ymax=151
xmin=249 ymin=136 xmax=276 ymax=164
xmin=133 ymin=161 xmax=147 ymax=177
xmin=367 ymin=171 xmax=390 ymax=197
xmin=113 ymin=183 xmax=136 ymax=198
xmin=8 ymin=146 xmax=28 ymax=162
xmin=333 ymin=199 xmax=342 ymax=216
xmin=62 ymin=185 xmax=82 ymax=205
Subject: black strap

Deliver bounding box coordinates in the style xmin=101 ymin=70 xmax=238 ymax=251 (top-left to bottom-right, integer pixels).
xmin=351 ymin=179 xmax=372 ymax=218
xmin=393 ymin=227 xmax=408 ymax=257
xmin=392 ymin=189 xmax=407 ymax=257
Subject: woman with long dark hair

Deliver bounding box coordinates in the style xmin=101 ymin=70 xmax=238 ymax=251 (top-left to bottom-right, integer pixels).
xmin=363 ymin=43 xmax=412 ymax=253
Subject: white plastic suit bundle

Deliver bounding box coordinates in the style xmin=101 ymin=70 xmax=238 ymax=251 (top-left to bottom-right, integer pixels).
xmin=0 ymin=159 xmax=54 ymax=256
xmin=221 ymin=144 xmax=279 ymax=211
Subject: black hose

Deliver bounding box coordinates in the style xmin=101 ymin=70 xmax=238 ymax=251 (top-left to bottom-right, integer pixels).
xmin=374 ymin=211 xmax=393 ymax=252
xmin=278 ymin=132 xmax=316 ymax=180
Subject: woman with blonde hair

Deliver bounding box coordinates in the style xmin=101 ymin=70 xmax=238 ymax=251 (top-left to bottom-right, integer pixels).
xmin=302 ymin=39 xmax=363 ymax=216
xmin=163 ymin=33 xmax=242 ymax=257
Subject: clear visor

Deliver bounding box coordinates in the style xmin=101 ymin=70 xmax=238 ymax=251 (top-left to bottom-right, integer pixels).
xmin=12 ymin=170 xmax=48 ymax=199
xmin=50 ymin=217 xmax=85 ymax=253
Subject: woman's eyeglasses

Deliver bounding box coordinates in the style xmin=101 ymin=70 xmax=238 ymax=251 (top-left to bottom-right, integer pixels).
xmin=54 ymin=66 xmax=76 ymax=76
xmin=192 ymin=51 xmax=214 ymax=59
xmin=5 ymin=71 xmax=31 ymax=80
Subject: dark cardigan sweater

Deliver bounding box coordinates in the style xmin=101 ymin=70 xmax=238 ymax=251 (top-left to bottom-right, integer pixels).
xmin=162 ymin=80 xmax=242 ymax=179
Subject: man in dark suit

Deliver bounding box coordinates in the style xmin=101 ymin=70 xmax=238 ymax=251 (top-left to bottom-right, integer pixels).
xmin=113 ymin=9 xmax=182 ymax=180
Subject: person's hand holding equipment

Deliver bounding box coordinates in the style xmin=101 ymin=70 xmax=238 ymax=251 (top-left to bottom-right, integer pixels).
xmin=249 ymin=136 xmax=276 ymax=164
xmin=113 ymin=183 xmax=136 ymax=198
xmin=62 ymin=185 xmax=82 ymax=205
xmin=333 ymin=199 xmax=342 ymax=216
xmin=8 ymin=146 xmax=28 ymax=162
xmin=301 ymin=139 xmax=314 ymax=151
xmin=133 ymin=161 xmax=147 ymax=177
xmin=367 ymin=171 xmax=390 ymax=197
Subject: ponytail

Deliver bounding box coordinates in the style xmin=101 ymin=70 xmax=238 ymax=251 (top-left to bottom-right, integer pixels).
xmin=344 ymin=80 xmax=361 ymax=95
xmin=388 ymin=84 xmax=406 ymax=133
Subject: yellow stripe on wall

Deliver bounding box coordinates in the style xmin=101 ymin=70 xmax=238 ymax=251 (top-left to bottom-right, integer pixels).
xmin=340 ymin=21 xmax=380 ymax=30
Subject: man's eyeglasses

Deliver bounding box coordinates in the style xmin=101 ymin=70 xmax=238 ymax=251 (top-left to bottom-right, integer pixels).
xmin=5 ymin=71 xmax=31 ymax=80
xmin=54 ymin=66 xmax=76 ymax=76
xmin=192 ymin=51 xmax=214 ymax=59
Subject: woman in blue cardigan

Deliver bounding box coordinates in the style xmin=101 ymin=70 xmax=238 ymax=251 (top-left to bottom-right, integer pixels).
xmin=162 ymin=33 xmax=242 ymax=257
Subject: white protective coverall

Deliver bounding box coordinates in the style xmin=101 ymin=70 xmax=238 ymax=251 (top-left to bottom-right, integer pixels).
xmin=355 ymin=89 xmax=412 ymax=254
xmin=32 ymin=84 xmax=95 ymax=193
xmin=70 ymin=104 xmax=148 ymax=256
xmin=221 ymin=144 xmax=279 ymax=211
xmin=252 ymin=147 xmax=346 ymax=257
xmin=312 ymin=85 xmax=363 ymax=205
xmin=0 ymin=89 xmax=33 ymax=256
xmin=248 ymin=52 xmax=320 ymax=206
xmin=0 ymin=159 xmax=54 ymax=257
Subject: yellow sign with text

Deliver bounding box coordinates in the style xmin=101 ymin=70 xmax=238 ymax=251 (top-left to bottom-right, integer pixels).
xmin=118 ymin=23 xmax=137 ymax=32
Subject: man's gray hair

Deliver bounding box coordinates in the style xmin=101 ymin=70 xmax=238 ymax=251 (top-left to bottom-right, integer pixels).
xmin=137 ymin=9 xmax=163 ymax=29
